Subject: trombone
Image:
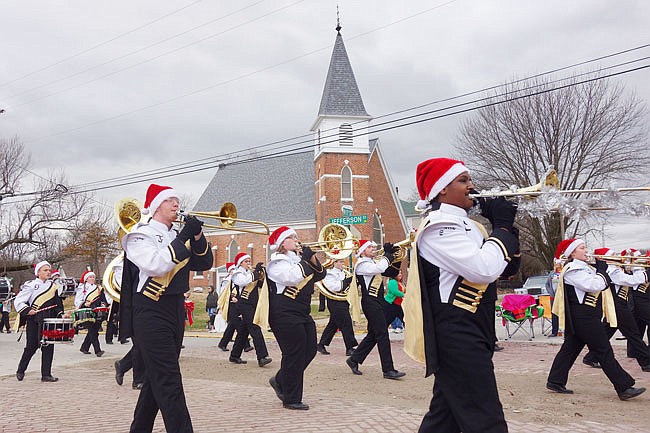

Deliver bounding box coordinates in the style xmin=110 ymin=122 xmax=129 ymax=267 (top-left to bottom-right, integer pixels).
xmin=181 ymin=202 xmax=270 ymax=235
xmin=587 ymin=254 xmax=650 ymax=268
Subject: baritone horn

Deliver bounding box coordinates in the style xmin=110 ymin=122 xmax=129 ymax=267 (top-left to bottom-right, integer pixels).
xmin=182 ymin=202 xmax=270 ymax=235
xmin=376 ymin=232 xmax=416 ymax=263
xmin=299 ymin=223 xmax=359 ymax=260
xmin=316 ymin=258 xmax=353 ymax=301
xmin=102 ymin=252 xmax=124 ymax=302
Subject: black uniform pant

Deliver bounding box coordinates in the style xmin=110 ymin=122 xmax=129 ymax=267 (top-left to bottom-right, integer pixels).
xmin=17 ymin=318 xmax=54 ymax=377
xmin=130 ymin=293 xmax=192 ymax=433
xmin=584 ymin=296 xmax=650 ymax=367
xmin=350 ymin=298 xmax=395 ymax=372
xmin=81 ymin=320 xmax=102 ymax=354
xmin=319 ymin=298 xmax=358 ymax=350
xmin=384 ymin=302 xmax=404 ymax=328
xmin=116 ymin=345 xmax=146 ymax=385
xmin=232 ymin=303 xmax=268 ymax=359
xmin=106 ymin=319 xmax=118 ymax=343
xmin=271 ymin=320 xmax=317 ymax=405
xmin=419 ymin=302 xmax=506 ymax=433
xmin=632 ymin=295 xmax=650 ymax=343
xmin=1 ymin=311 xmax=11 ymax=332
xmin=548 ymin=304 xmax=634 ymax=394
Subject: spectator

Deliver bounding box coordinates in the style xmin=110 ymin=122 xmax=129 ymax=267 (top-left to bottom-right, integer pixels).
xmin=205 ymin=285 xmax=218 ymax=332
xmin=545 ymin=259 xmax=562 ymax=337
xmin=385 ymin=271 xmax=405 ymax=333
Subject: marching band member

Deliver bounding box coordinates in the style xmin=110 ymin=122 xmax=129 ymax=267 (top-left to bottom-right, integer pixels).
xmin=403 ymin=158 xmax=520 ymax=433
xmin=345 ymin=239 xmax=404 ymax=379
xmin=582 ymin=248 xmax=650 ymax=371
xmin=266 ymin=226 xmax=326 ymax=410
xmin=119 ymin=183 xmax=213 ymax=433
xmin=229 ymin=252 xmax=272 ymax=367
xmin=317 ymin=258 xmax=358 ymax=356
xmin=15 ymin=261 xmax=65 ymax=382
xmin=217 ymin=262 xmax=252 ymax=353
xmin=75 ymin=270 xmax=106 ymax=357
xmin=547 ymin=239 xmax=645 ymax=400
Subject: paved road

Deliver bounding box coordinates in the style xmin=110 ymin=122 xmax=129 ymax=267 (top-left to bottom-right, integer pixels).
xmin=0 ymin=318 xmax=645 ymax=432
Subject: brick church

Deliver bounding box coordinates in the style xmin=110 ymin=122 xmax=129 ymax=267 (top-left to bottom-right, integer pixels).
xmin=191 ymin=25 xmax=409 ymax=289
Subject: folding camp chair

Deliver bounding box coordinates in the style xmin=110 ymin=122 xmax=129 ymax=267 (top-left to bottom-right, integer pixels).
xmin=538 ymin=295 xmax=553 ymax=336
xmin=496 ymin=294 xmax=543 ymax=341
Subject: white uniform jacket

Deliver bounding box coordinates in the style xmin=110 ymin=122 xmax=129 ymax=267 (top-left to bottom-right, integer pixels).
xmin=14 ymin=279 xmax=54 ymax=314
xmin=355 ymin=256 xmax=389 ymax=291
xmin=267 ymin=251 xmax=304 ymax=295
xmin=121 ymin=219 xmax=180 ymax=294
xmin=563 ymin=259 xmax=609 ymax=303
xmin=74 ymin=283 xmax=98 ymax=309
xmin=231 ymin=267 xmax=254 ymax=293
xmin=608 ymin=266 xmax=648 ymax=294
xmin=323 ymin=267 xmax=346 ymax=293
xmin=416 ymin=203 xmax=512 ymax=303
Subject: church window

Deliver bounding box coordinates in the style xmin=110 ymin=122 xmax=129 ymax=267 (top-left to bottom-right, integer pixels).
xmin=341 ymin=166 xmax=352 ymax=200
xmin=339 ymin=123 xmax=353 ymax=146
xmin=373 ymin=212 xmax=383 ymax=245
xmin=228 ymin=239 xmax=239 ymax=262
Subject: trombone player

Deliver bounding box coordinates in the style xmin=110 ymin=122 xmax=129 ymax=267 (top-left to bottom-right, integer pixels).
xmin=120 ymin=183 xmax=213 ymax=433
xmin=317 ymin=258 xmax=358 ymax=356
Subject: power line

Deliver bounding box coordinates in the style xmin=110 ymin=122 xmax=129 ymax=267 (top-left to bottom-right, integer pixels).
xmin=0 ymin=0 xmax=204 ymax=89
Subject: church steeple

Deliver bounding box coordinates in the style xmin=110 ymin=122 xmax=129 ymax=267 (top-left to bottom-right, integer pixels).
xmin=311 ymin=17 xmax=372 ymax=159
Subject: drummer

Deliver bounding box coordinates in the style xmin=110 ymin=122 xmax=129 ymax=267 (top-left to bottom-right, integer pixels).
xmin=15 ymin=261 xmax=66 ymax=382
xmin=74 ymin=270 xmax=107 ymax=357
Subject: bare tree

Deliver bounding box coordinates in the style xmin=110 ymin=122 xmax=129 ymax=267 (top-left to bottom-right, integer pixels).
xmin=456 ymin=76 xmax=649 ymax=273
xmin=0 ymin=137 xmax=90 ymax=271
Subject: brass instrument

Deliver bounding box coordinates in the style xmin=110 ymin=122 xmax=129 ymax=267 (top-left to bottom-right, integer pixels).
xmin=316 ymin=259 xmax=353 ymax=302
xmin=102 ymin=253 xmax=123 ymax=302
xmin=586 ymin=254 xmax=650 ymax=268
xmin=376 ymin=232 xmax=415 ymax=263
xmin=182 ymin=202 xmax=270 ymax=235
xmin=115 ymin=198 xmax=144 ymax=234
xmin=469 ymin=169 xmax=560 ymax=199
xmin=300 ymin=223 xmax=359 ymax=260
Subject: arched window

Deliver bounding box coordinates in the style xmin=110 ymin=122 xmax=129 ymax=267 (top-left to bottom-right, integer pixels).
xmin=341 ymin=166 xmax=352 ymax=200
xmin=372 ymin=212 xmax=383 ymax=245
xmin=228 ymin=239 xmax=239 ymax=262
xmin=339 ymin=123 xmax=353 ymax=146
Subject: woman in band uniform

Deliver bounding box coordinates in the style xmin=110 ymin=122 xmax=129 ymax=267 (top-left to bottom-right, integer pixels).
xmin=75 ymin=270 xmax=106 ymax=357
xmin=266 ymin=226 xmax=326 ymax=410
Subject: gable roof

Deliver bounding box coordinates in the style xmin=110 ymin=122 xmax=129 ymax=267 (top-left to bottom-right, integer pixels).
xmin=193 ymin=152 xmax=315 ymax=224
xmin=317 ymin=31 xmax=370 ymax=118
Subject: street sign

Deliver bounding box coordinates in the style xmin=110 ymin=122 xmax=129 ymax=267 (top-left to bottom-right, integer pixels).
xmin=329 ymin=214 xmax=368 ymax=225
xmin=341 ymin=205 xmax=353 ymax=217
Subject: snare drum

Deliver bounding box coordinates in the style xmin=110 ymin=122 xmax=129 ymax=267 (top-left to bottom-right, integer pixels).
xmin=73 ymin=308 xmax=96 ymax=330
xmin=41 ymin=318 xmax=75 ymax=344
xmin=93 ymin=306 xmax=110 ymax=322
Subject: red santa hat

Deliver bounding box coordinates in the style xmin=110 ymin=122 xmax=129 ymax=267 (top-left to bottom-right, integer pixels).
xmin=621 ymin=248 xmax=641 ymax=257
xmin=555 ymin=238 xmax=585 ymax=260
xmin=226 ymin=262 xmax=236 ymax=272
xmin=51 ymin=269 xmax=61 ymax=278
xmin=80 ymin=270 xmax=96 ymax=283
xmin=356 ymin=239 xmax=376 ymax=257
xmin=234 ymin=252 xmax=251 ymax=267
xmin=415 ymin=158 xmax=468 ymax=210
xmin=142 ymin=183 xmax=179 ymax=216
xmin=268 ymin=226 xmax=297 ymax=251
xmin=593 ymin=247 xmax=613 ymax=257
xmin=34 ymin=260 xmax=51 ymax=276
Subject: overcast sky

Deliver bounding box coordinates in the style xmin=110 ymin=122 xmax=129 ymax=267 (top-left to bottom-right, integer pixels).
xmin=1 ymin=0 xmax=648 ymax=249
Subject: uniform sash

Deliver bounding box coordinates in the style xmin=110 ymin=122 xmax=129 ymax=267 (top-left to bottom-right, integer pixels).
xmin=253 ymin=278 xmax=270 ymax=329
xmin=218 ymin=281 xmax=233 ymax=321
xmin=346 ymin=275 xmax=362 ymax=323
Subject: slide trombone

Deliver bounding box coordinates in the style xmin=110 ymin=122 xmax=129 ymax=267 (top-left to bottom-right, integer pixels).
xmin=181 ymin=202 xmax=270 ymax=235
xmin=587 ymin=254 xmax=650 ymax=268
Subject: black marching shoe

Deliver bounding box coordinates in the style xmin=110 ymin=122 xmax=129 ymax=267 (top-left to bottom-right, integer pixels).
xmin=80 ymin=349 xmax=91 ymax=354
xmin=493 ymin=344 xmax=504 ymax=352
xmin=229 ymin=356 xmax=247 ymax=364
xmin=641 ymin=365 xmax=650 ymax=372
xmin=283 ymin=402 xmax=309 ymax=410
xmin=383 ymin=370 xmax=406 ymax=380
xmin=41 ymin=375 xmax=59 ymax=383
xmin=106 ymin=340 xmax=114 ymax=344
xmin=244 ymin=345 xmax=254 ymax=353
xmin=346 ymin=347 xmax=356 ymax=357
xmin=132 ymin=382 xmax=144 ymax=390
xmin=217 ymin=344 xmax=229 ymax=352
xmin=582 ymin=359 xmax=601 ymax=369
xmin=346 ymin=357 xmax=362 ymax=375
xmin=269 ymin=376 xmax=284 ymax=401
xmin=96 ymin=350 xmax=105 ymax=357
xmin=618 ymin=387 xmax=646 ymax=401
xmin=546 ymin=382 xmax=573 ymax=394
xmin=258 ymin=357 xmax=272 ymax=367
xmin=316 ymin=344 xmax=330 ymax=355
xmin=114 ymin=361 xmax=124 ymax=386
xmin=16 ymin=371 xmax=24 ymax=381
